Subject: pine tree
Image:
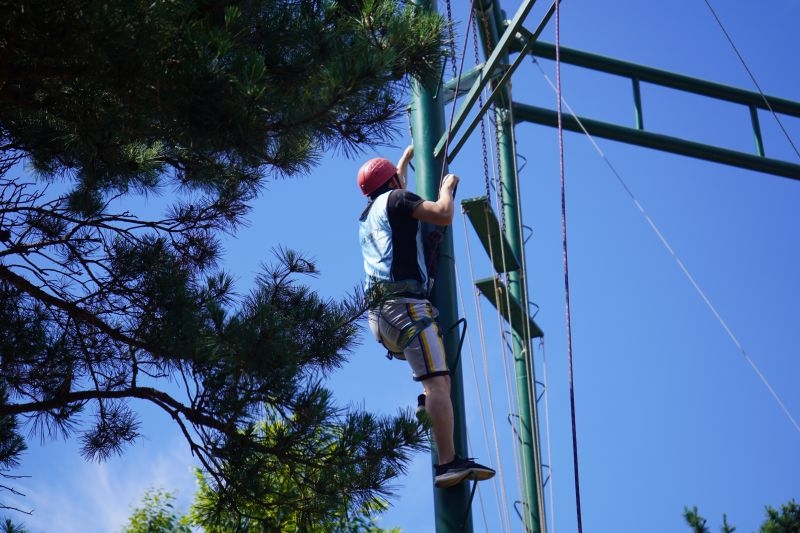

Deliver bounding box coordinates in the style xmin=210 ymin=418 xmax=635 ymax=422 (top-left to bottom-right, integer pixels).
xmin=760 ymin=500 xmax=800 ymax=533
xmin=0 ymin=0 xmax=442 ymax=515
xmin=685 ymin=506 xmax=711 ymax=533
xmin=188 ymin=416 xmax=412 ymax=530
xmin=685 ymin=500 xmax=800 ymax=533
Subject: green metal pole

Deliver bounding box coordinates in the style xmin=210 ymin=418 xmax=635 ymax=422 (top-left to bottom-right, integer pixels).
xmin=497 ymin=107 xmax=546 ymax=533
xmin=410 ymin=1 xmax=473 ymax=531
xmin=474 ymin=1 xmax=546 ymax=532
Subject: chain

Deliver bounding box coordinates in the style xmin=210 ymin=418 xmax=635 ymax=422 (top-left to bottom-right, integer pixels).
xmin=471 ymin=13 xmax=492 ymax=202
xmin=445 ymin=0 xmax=458 ymax=80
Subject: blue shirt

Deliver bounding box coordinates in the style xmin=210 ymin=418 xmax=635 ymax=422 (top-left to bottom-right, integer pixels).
xmin=359 ymin=189 xmax=427 ymax=290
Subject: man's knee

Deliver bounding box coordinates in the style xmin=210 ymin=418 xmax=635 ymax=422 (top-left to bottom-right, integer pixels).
xmin=423 ymin=374 xmax=451 ymax=395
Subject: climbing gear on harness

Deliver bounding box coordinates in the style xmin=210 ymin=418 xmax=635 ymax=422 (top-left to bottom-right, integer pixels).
xmin=358 ymin=157 xmax=398 ymax=196
xmin=367 ymin=279 xmax=428 ymax=302
xmin=366 ymin=285 xmax=441 ymax=369
xmin=424 ymin=229 xmax=443 ymax=284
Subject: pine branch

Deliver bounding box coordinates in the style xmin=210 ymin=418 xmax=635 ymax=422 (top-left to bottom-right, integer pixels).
xmin=0 ymin=265 xmax=166 ymax=359
xmin=0 ymin=386 xmax=223 ymax=430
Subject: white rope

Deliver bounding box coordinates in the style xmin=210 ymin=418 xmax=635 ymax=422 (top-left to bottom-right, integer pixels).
xmin=439 ymin=6 xmax=510 ymax=528
xmin=472 ymin=103 xmax=545 ymax=532
xmin=462 ymin=211 xmax=511 ymax=531
xmin=478 ymin=108 xmax=535 ymax=529
xmin=531 ymin=58 xmax=800 ymax=435
xmin=457 ymin=219 xmax=512 ymax=531
xmin=538 ymin=338 xmax=557 ymax=533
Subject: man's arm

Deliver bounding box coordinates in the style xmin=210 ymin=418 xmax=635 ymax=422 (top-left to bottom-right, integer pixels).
xmin=396 ymin=145 xmax=414 ymax=188
xmin=412 ymin=174 xmax=459 ymax=226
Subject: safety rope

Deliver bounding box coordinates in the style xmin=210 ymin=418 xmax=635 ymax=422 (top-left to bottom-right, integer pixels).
xmin=476 ymin=77 xmax=530 ymax=522
xmin=456 ymin=34 xmax=515 ymax=525
xmin=453 ymin=46 xmax=532 ymax=528
xmin=458 ymin=228 xmax=514 ymax=532
xmin=538 ymin=338 xmax=557 ymax=533
xmin=474 ymin=3 xmax=552 ymax=529
xmin=461 ymin=5 xmax=524 ymax=528
xmin=554 ymin=2 xmax=585 ymax=532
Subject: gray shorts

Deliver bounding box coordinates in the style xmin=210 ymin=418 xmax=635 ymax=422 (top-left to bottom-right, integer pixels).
xmin=368 ymin=298 xmax=449 ymax=381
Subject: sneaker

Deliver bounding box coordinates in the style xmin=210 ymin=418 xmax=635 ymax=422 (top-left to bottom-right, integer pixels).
xmin=434 ymin=456 xmax=496 ymax=488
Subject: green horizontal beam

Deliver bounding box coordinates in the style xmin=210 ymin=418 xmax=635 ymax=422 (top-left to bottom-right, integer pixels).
xmin=512 ymin=102 xmax=800 ymax=181
xmin=462 ymin=196 xmax=520 ymax=273
xmin=523 ymin=41 xmax=800 ymax=118
xmin=476 ymin=277 xmax=544 ymax=339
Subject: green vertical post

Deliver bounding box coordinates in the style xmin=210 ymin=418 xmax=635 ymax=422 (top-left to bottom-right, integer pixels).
xmin=474 ymin=1 xmax=546 ymax=532
xmin=633 ymin=78 xmax=644 ymax=130
xmin=498 ymin=107 xmax=546 ymax=533
xmin=410 ymin=1 xmax=473 ymax=531
xmin=749 ymin=105 xmax=765 ymax=157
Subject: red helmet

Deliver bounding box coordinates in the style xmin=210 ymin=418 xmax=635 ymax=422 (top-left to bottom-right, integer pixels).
xmin=357 ymin=157 xmax=397 ymax=196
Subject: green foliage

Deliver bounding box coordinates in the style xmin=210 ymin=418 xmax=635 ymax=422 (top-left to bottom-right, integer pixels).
xmin=685 ymin=506 xmax=710 ymax=533
xmin=685 ymin=500 xmax=800 ymax=533
xmin=121 ymin=489 xmax=192 ymax=533
xmin=760 ymin=500 xmax=800 ymax=533
xmin=121 ymin=474 xmax=404 ymax=533
xmin=0 ymin=0 xmax=443 ymax=517
xmin=0 ymin=390 xmax=26 ymax=471
xmin=721 ymin=514 xmax=736 ymax=533
xmin=188 ymin=406 xmax=421 ymax=531
xmin=0 ymin=0 xmax=444 ymax=208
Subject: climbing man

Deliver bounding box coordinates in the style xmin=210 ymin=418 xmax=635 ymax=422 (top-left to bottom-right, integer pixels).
xmin=357 ymin=145 xmax=495 ymax=488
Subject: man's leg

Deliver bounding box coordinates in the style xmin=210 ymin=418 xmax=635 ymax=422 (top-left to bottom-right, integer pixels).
xmin=379 ymin=299 xmax=494 ymax=485
xmin=397 ymin=313 xmax=496 ymax=488
xmin=424 ymin=373 xmax=496 ymax=488
xmin=422 ymin=374 xmax=455 ymax=465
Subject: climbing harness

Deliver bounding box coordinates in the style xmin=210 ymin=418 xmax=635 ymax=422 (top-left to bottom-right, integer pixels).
xmin=367 ymin=280 xmax=435 ymax=360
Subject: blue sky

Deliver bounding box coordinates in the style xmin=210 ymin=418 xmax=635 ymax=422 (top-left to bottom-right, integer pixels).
xmin=7 ymin=1 xmax=800 ymax=532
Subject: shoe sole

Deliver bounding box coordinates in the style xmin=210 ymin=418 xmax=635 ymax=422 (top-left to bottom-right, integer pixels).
xmin=435 ymin=467 xmax=496 ymax=488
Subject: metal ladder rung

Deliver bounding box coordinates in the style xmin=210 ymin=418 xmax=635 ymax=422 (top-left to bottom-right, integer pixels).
xmin=476 ymin=276 xmax=543 ymax=338
xmin=462 ymin=197 xmax=521 ymax=273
